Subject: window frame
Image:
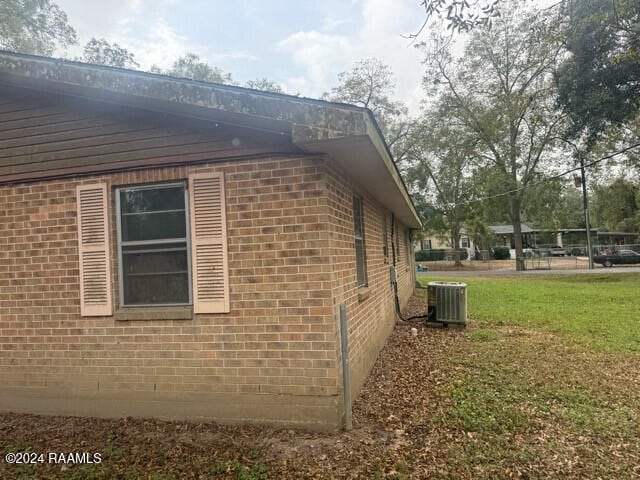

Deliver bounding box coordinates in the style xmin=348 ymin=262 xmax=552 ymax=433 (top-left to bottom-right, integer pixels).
xmin=115 ymin=181 xmax=193 ymax=308
xmin=382 ymin=213 xmax=389 ymax=259
xmin=405 ymin=229 xmax=411 ymax=265
xmin=353 ymin=195 xmax=368 ymax=287
xmin=395 ymin=218 xmax=400 ymax=264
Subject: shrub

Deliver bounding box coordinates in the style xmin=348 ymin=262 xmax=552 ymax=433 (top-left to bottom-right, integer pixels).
xmin=415 ymin=249 xmax=445 ymax=261
xmin=492 ymin=246 xmax=511 ymax=260
xmin=571 ymin=247 xmax=582 ymax=256
xmin=415 ymin=249 xmax=468 ymax=262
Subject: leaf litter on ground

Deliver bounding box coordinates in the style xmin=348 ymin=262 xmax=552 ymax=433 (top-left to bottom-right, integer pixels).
xmin=1 ymin=291 xmax=638 ymax=479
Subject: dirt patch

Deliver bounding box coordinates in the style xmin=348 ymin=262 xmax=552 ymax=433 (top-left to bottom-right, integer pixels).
xmin=418 ymin=259 xmax=514 ymax=271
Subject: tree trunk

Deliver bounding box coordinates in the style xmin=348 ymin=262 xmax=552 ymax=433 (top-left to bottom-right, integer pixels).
xmin=451 ymin=225 xmax=462 ymax=267
xmin=511 ymin=196 xmax=525 ymax=271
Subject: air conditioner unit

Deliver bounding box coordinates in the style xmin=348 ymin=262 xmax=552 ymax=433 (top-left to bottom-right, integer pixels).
xmin=427 ymin=281 xmax=467 ymax=326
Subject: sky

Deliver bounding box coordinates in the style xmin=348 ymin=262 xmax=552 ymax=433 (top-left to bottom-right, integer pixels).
xmin=55 ymin=0 xmax=429 ymax=114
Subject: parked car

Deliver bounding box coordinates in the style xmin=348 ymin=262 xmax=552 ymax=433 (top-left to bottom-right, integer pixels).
xmin=549 ymin=245 xmax=568 ymax=256
xmin=593 ymin=249 xmax=640 ymax=267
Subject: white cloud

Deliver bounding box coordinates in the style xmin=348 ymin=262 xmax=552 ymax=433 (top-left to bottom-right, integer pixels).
xmin=277 ymin=0 xmax=426 ymax=114
xmin=55 ymin=0 xmax=256 ymax=74
xmin=278 ymin=31 xmax=353 ymax=97
xmin=126 ymin=0 xmax=142 ymax=11
xmin=55 ymin=0 xmax=426 ymax=112
xmin=114 ymin=19 xmax=258 ymax=73
xmin=120 ymin=19 xmax=189 ymax=69
xmin=208 ymin=51 xmax=258 ymax=63
xmin=322 ymin=17 xmax=352 ymax=32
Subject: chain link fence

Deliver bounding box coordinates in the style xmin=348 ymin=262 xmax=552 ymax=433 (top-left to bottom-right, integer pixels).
xmin=416 ymin=243 xmax=640 ymax=271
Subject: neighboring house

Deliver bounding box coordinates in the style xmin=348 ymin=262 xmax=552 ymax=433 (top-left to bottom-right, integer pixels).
xmin=414 ymin=235 xmax=470 ymax=252
xmin=416 ymin=225 xmax=534 ymax=259
xmin=0 ymin=52 xmax=420 ymax=431
xmin=596 ymin=231 xmax=638 ymax=246
xmin=486 ymin=224 xmax=536 ymax=249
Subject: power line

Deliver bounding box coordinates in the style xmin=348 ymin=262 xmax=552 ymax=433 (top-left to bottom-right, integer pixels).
xmin=455 ymin=142 xmax=640 ymax=206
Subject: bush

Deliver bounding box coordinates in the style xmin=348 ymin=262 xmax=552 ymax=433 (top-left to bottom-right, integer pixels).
xmin=571 ymin=247 xmax=582 ymax=256
xmin=415 ymin=249 xmax=445 ymax=261
xmin=492 ymin=246 xmax=511 ymax=260
xmin=415 ymin=249 xmax=468 ymax=262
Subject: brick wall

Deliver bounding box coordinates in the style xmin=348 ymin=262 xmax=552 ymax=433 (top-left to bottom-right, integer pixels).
xmin=324 ymin=162 xmax=415 ymax=408
xmin=0 ymin=152 xmax=416 ymax=429
xmin=0 ymin=155 xmax=343 ymax=429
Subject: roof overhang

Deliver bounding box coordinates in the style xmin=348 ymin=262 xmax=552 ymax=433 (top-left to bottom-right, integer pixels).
xmin=0 ymin=51 xmax=421 ymax=228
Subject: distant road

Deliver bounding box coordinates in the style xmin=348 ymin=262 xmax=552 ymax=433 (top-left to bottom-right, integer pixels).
xmin=417 ymin=266 xmax=640 ymax=277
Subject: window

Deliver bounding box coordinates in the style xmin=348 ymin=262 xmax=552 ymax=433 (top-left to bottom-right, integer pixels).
xmin=353 ymin=195 xmax=367 ymax=286
xmin=405 ymin=230 xmax=411 ymax=264
xmin=395 ymin=218 xmax=399 ymax=263
xmin=382 ymin=213 xmax=388 ymax=258
xmin=461 ymin=237 xmax=470 ymax=248
xmin=116 ymin=183 xmax=191 ymax=306
xmin=77 ymin=173 xmax=229 ymax=317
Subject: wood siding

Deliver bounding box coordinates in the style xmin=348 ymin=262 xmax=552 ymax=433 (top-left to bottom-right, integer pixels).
xmin=0 ymin=85 xmax=298 ymax=183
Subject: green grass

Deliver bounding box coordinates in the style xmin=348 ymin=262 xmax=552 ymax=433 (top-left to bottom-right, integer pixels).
xmin=419 ymin=273 xmax=640 ymax=478
xmin=420 ymin=273 xmax=640 ymax=352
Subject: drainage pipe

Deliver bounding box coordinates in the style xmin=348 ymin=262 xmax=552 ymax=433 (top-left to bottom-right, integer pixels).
xmin=339 ymin=303 xmax=352 ymax=430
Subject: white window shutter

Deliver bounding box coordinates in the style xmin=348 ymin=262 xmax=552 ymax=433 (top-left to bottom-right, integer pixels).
xmin=76 ymin=183 xmax=112 ymax=316
xmin=189 ymin=172 xmax=230 ymax=313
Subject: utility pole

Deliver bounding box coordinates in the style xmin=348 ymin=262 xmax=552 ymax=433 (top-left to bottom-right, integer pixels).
xmin=580 ymin=156 xmax=594 ymax=269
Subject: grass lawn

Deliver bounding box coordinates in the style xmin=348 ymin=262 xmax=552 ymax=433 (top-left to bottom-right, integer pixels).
xmin=1 ymin=274 xmax=638 ymax=479
xmin=418 ymin=273 xmax=640 ymax=478
xmin=441 ymin=273 xmax=640 ymax=352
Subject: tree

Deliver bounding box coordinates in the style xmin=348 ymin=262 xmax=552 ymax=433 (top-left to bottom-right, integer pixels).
xmin=418 ymin=0 xmax=639 ymax=143
xmin=521 ymin=178 xmax=583 ymax=230
xmin=416 ymin=0 xmax=502 ymax=33
xmin=323 ymin=58 xmax=415 ymax=161
xmin=556 ymin=0 xmax=640 ymax=142
xmin=81 ymin=38 xmax=139 ymax=68
xmin=160 ymin=53 xmax=236 ymax=84
xmin=425 ymin=2 xmax=566 ymax=269
xmin=591 ymin=178 xmax=640 ymax=233
xmin=245 ymin=78 xmax=283 ymax=93
xmin=405 ymin=111 xmax=479 ymax=265
xmin=0 ymin=0 xmax=76 ymax=55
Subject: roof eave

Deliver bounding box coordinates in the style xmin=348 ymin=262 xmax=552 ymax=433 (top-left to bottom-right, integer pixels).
xmin=0 ymin=51 xmax=421 ymax=228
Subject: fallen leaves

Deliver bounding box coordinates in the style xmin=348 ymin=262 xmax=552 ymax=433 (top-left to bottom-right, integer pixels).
xmin=0 ymin=292 xmax=638 ymax=479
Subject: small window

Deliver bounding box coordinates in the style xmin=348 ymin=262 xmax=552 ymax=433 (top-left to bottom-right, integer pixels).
xmin=461 ymin=237 xmax=470 ymax=248
xmin=395 ymin=219 xmax=399 ymax=263
xmin=405 ymin=230 xmax=411 ymax=264
xmin=116 ymin=183 xmax=191 ymax=306
xmin=353 ymin=196 xmax=367 ymax=286
xmin=382 ymin=213 xmax=388 ymax=258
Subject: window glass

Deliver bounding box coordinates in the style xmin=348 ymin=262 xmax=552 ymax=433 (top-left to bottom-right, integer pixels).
xmin=382 ymin=213 xmax=388 ymax=258
xmin=122 ymin=262 xmax=189 ymax=305
xmin=121 ymin=212 xmax=186 ymax=242
xmin=120 ymin=186 xmax=185 ymax=213
xmin=405 ymin=230 xmax=410 ymax=264
xmin=353 ymin=196 xmax=367 ymax=286
xmin=117 ymin=184 xmax=190 ymax=306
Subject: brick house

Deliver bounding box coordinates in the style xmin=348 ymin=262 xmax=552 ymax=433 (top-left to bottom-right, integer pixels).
xmin=0 ymin=52 xmax=420 ymax=430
